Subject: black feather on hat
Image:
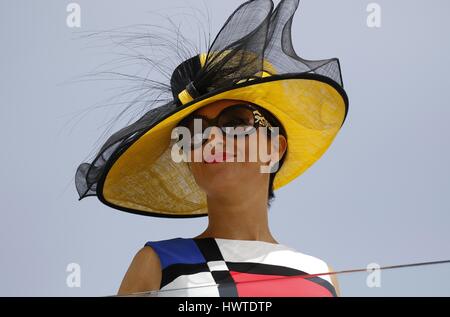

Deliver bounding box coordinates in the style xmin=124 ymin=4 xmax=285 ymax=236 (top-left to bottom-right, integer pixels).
xmin=75 ymin=0 xmax=349 ymax=218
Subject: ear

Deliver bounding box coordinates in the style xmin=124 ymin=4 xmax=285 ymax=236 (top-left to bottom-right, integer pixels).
xmin=276 ymin=134 xmax=287 ymax=160
xmin=270 ymin=133 xmax=287 ymax=161
xmin=267 ymin=134 xmax=287 ymax=172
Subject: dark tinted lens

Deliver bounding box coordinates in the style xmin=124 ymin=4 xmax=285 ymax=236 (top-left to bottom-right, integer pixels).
xmin=218 ymin=106 xmax=254 ymax=126
xmin=177 ymin=116 xmax=207 ymax=148
xmin=218 ymin=105 xmax=255 ymax=135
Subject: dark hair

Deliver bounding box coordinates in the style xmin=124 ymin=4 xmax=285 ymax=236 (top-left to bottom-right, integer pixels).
xmin=268 ymin=151 xmax=287 ymax=207
xmin=256 ymin=107 xmax=287 ymax=209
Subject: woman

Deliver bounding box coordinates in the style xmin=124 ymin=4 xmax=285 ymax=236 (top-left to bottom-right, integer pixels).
xmin=117 ymin=99 xmax=342 ymax=296
xmin=75 ymin=0 xmax=348 ymax=297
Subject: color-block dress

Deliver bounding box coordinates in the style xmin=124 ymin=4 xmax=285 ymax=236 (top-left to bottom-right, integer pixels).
xmin=144 ymin=237 xmax=337 ymax=297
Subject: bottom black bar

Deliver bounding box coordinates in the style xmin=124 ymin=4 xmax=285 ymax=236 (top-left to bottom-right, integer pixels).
xmin=1 ymin=297 xmax=450 ymax=314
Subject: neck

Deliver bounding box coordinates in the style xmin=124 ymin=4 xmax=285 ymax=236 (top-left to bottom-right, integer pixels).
xmin=196 ymin=183 xmax=277 ymax=244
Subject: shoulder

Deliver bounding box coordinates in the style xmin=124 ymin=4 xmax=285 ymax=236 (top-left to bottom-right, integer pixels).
xmin=305 ymin=254 xmax=340 ymax=297
xmin=117 ymin=245 xmax=162 ymax=296
xmin=133 ymin=245 xmax=161 ymax=269
xmin=326 ymin=264 xmax=341 ymax=297
xmin=300 ymin=253 xmax=341 ymax=297
xmin=282 ymin=247 xmax=341 ymax=296
xmin=278 ymin=246 xmax=331 ymax=274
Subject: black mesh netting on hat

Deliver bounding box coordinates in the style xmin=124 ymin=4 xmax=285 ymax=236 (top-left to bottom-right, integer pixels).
xmin=75 ymin=0 xmax=345 ymax=209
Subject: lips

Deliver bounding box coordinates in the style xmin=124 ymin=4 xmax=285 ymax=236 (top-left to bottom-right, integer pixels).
xmin=204 ymin=152 xmax=235 ymax=164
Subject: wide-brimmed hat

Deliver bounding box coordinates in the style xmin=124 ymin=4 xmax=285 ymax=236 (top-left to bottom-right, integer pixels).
xmin=75 ymin=0 xmax=349 ymax=218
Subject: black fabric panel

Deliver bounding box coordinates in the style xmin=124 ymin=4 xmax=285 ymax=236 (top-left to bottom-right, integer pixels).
xmin=211 ymin=271 xmax=239 ymax=297
xmin=193 ymin=238 xmax=225 ymax=262
xmin=161 ymin=263 xmax=209 ymax=288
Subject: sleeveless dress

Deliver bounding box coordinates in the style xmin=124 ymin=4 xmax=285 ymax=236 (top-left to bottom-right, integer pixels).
xmin=144 ymin=237 xmax=337 ymax=297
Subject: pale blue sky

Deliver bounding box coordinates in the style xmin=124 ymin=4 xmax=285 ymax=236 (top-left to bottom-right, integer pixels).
xmin=0 ymin=0 xmax=449 ymax=296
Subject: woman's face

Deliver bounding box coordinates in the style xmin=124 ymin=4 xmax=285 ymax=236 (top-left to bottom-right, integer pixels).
xmin=185 ymin=99 xmax=287 ymax=197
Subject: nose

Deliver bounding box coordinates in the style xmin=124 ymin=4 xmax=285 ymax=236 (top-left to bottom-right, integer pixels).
xmin=203 ymin=126 xmax=225 ymax=150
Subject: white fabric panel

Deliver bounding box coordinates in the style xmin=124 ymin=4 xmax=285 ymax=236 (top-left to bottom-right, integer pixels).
xmin=158 ymin=272 xmax=220 ymax=297
xmin=215 ymin=238 xmax=333 ymax=284
xmin=207 ymin=260 xmax=229 ymax=272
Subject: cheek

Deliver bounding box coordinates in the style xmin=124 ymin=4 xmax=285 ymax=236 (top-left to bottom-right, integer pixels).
xmin=237 ymin=132 xmax=272 ymax=165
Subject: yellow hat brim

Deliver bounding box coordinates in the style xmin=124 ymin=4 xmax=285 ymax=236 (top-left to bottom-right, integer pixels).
xmin=98 ymin=74 xmax=348 ymax=217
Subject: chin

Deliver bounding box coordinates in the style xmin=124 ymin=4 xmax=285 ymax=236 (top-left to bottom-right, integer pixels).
xmin=198 ymin=165 xmax=243 ymax=191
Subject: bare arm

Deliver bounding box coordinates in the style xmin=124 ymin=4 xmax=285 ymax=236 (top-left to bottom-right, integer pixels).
xmin=328 ymin=265 xmax=341 ymax=297
xmin=117 ymin=246 xmax=162 ymax=296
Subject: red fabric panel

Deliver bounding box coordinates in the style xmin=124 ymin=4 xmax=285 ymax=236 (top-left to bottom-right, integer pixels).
xmin=230 ymin=271 xmax=333 ymax=297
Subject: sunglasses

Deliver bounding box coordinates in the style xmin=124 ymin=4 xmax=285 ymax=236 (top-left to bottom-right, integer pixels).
xmin=176 ymin=103 xmax=276 ymax=149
